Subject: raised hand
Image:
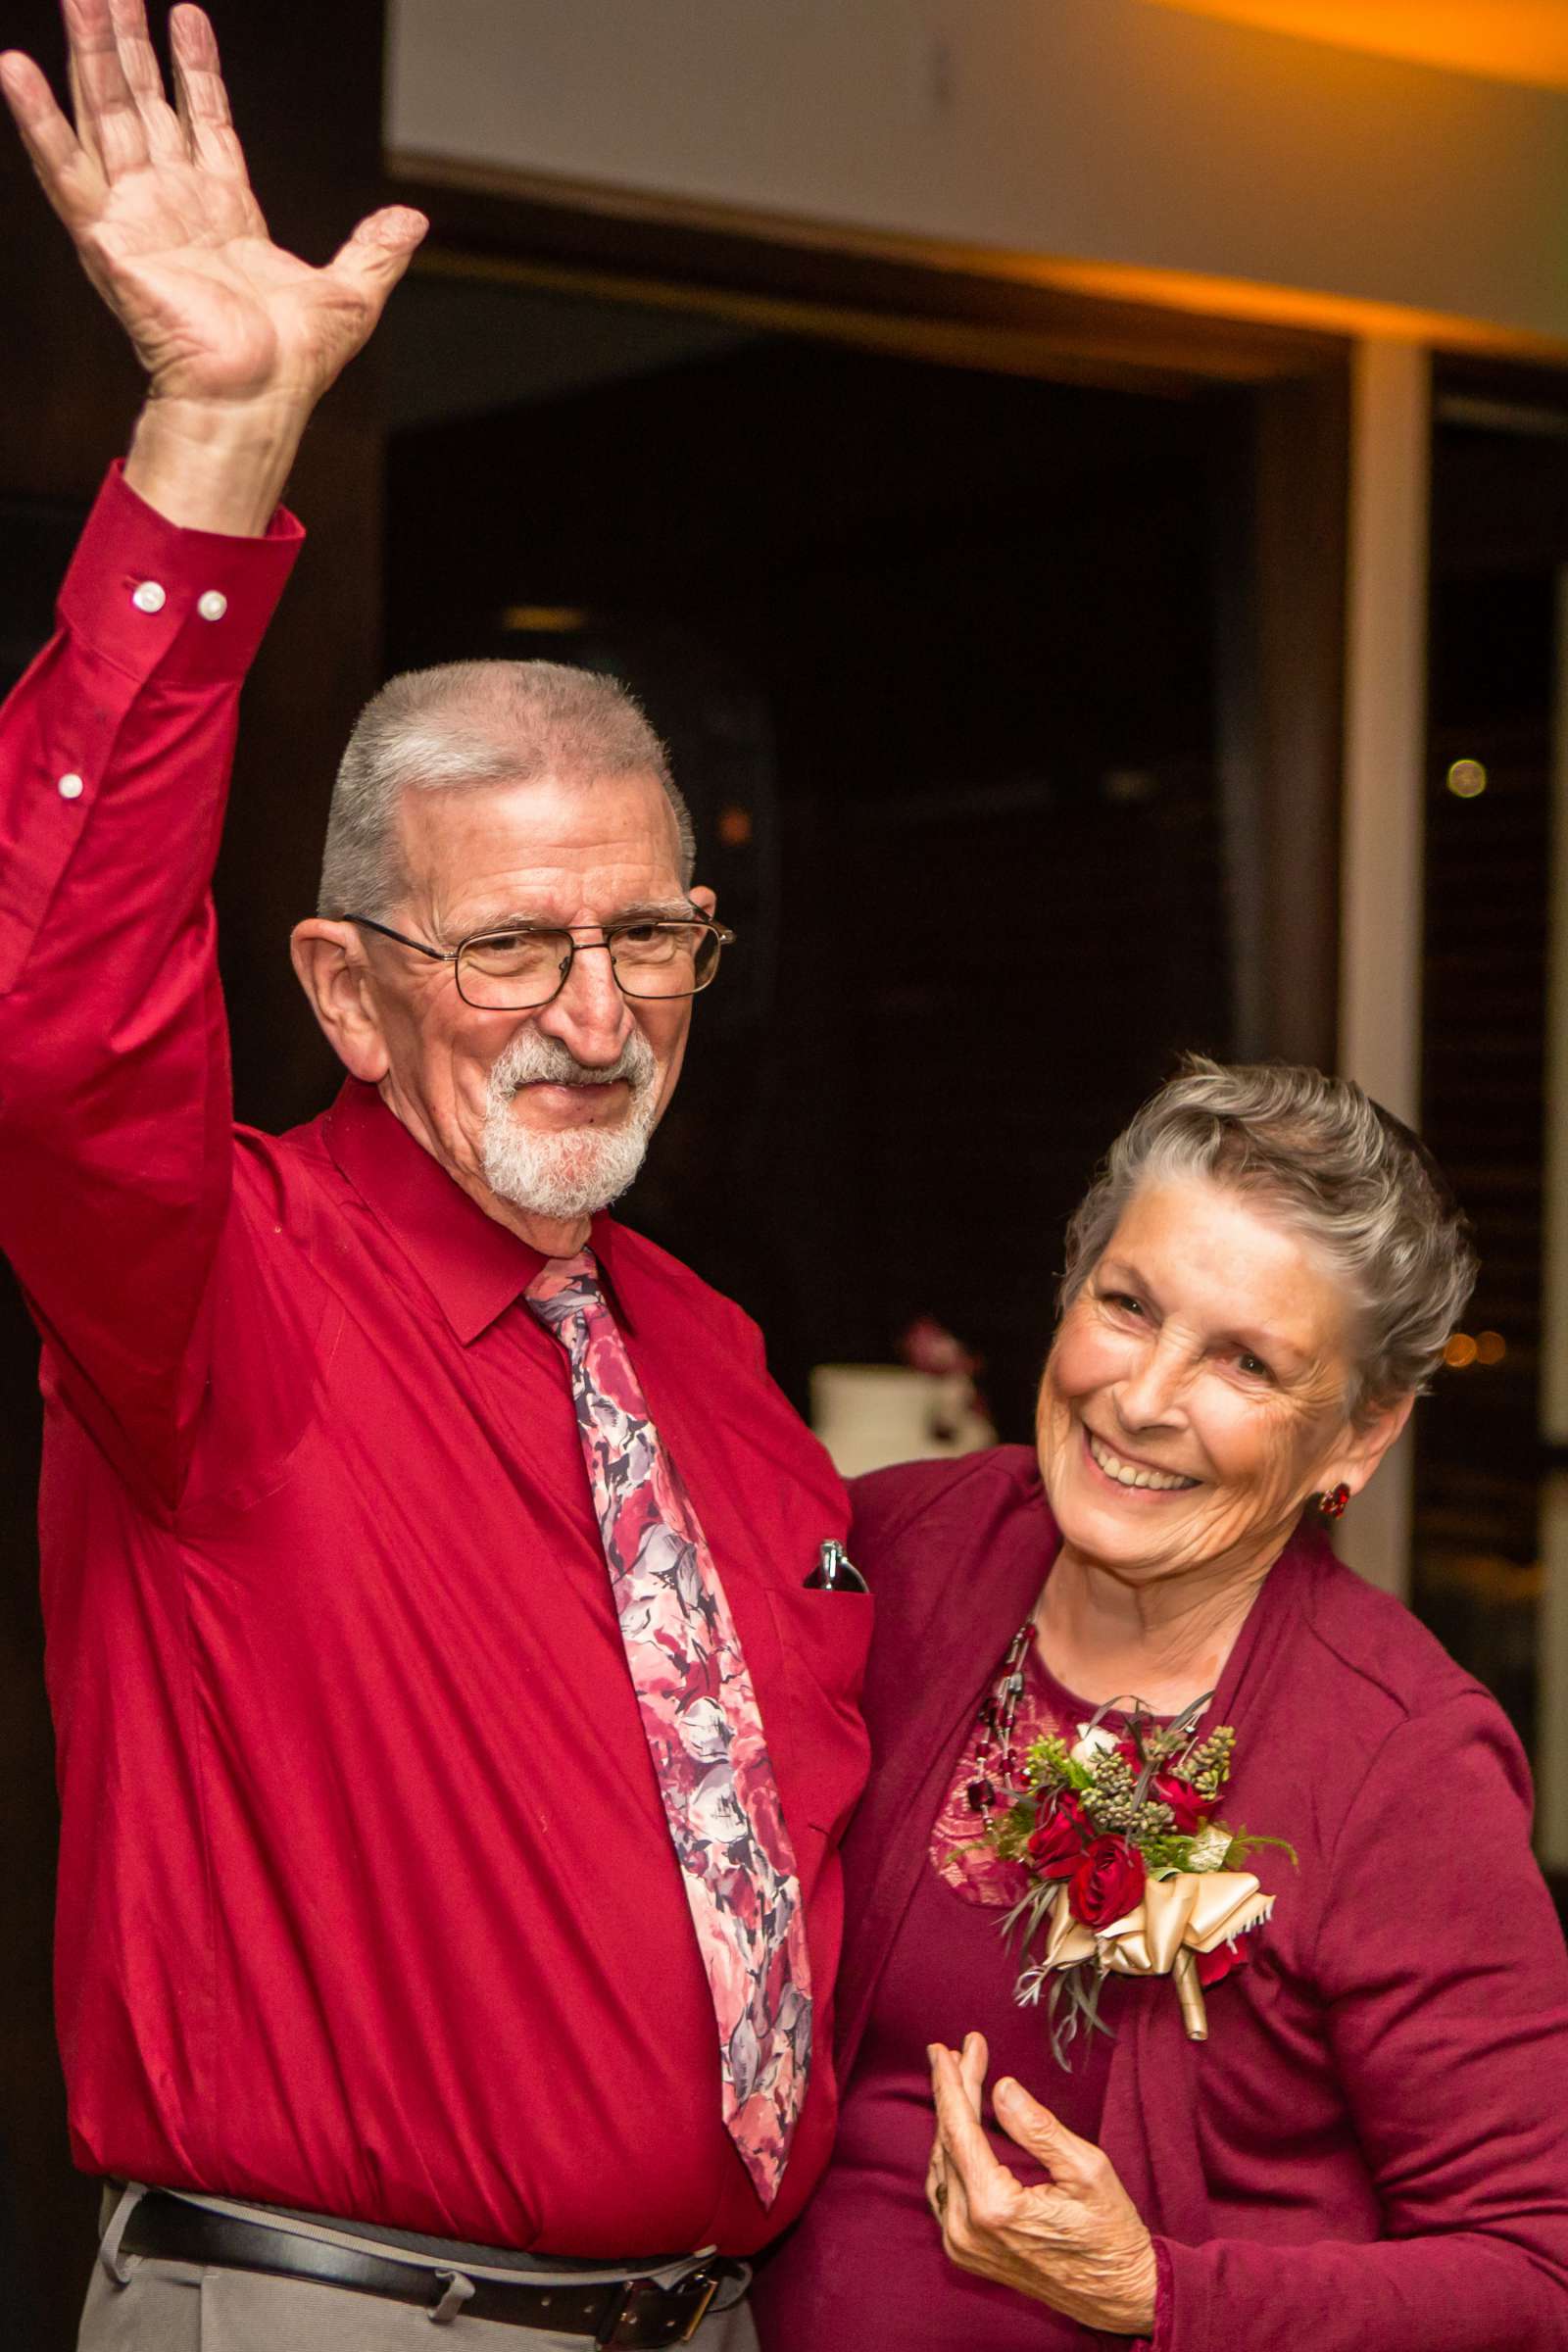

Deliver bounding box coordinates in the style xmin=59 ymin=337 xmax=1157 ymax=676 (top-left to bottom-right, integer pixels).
xmin=927 ymin=2034 xmax=1158 ymax=2335
xmin=0 ymin=0 xmax=426 ymax=527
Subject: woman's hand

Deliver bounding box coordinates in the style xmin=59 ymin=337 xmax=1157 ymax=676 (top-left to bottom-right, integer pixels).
xmin=0 ymin=0 xmax=425 ymax=527
xmin=927 ymin=2034 xmax=1158 ymax=2336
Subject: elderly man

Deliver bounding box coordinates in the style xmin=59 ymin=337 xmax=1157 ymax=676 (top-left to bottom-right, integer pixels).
xmin=0 ymin=6 xmax=870 ymax=2346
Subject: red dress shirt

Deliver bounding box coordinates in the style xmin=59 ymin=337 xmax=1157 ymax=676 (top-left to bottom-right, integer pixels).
xmin=0 ymin=466 xmax=871 ymax=2256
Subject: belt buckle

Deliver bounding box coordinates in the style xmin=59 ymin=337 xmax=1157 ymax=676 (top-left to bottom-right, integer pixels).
xmin=597 ymin=2263 xmax=721 ymax=2348
xmin=594 ymin=2282 xmax=633 ymax=2347
xmin=679 ymin=2268 xmax=721 ymax=2344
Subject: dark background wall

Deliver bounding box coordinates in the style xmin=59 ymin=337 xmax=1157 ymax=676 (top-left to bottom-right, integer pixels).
xmin=385 ymin=343 xmax=1238 ymax=1435
xmin=1414 ymin=370 xmax=1568 ymax=1766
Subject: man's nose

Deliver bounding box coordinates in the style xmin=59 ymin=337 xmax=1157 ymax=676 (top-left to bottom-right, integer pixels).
xmin=533 ymin=939 xmax=635 ymax=1061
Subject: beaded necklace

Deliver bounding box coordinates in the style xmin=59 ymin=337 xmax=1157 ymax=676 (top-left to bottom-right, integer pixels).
xmin=963 ymin=1615 xmax=1037 ymax=1814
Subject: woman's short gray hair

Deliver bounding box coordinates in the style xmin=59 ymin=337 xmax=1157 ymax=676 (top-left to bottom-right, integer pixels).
xmin=318 ymin=659 xmax=695 ymax=918
xmin=1060 ymin=1055 xmax=1477 ymax=1417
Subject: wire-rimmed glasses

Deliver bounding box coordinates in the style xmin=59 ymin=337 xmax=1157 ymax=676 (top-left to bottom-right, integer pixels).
xmin=344 ymin=913 xmax=735 ymax=1011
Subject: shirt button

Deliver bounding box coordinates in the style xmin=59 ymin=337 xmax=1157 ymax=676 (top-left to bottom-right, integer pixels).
xmin=58 ymin=772 xmax=84 ymax=801
xmin=197 ymin=590 xmax=228 ymax=622
xmin=131 ymin=580 xmax=167 ymax=614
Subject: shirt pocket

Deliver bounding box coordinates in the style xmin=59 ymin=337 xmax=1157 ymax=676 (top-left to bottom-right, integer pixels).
xmin=764 ymin=1585 xmax=874 ymax=1842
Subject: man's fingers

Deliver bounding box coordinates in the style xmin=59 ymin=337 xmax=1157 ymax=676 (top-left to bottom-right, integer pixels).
xmin=106 ymin=0 xmax=186 ymax=164
xmin=169 ymin=5 xmax=248 ymax=183
xmin=0 ymin=49 xmax=106 ymax=226
xmin=325 ymin=207 xmax=429 ymax=313
xmin=64 ymin=0 xmax=150 ymax=179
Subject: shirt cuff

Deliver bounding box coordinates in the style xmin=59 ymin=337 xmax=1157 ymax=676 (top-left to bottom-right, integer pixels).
xmin=56 ymin=461 xmax=305 ymax=689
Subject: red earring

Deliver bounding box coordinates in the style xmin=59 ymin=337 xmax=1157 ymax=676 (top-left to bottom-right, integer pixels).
xmin=1318 ymin=1483 xmax=1350 ymax=1521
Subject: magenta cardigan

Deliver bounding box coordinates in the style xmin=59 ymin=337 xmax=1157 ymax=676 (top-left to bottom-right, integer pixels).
xmin=824 ymin=1446 xmax=1568 ymax=2352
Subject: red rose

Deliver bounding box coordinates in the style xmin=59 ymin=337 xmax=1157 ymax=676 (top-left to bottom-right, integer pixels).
xmin=1196 ymin=1937 xmax=1250 ymax=1988
xmin=1026 ymin=1792 xmax=1090 ymax=1879
xmin=1068 ymin=1834 xmax=1147 ymax=1928
xmin=1150 ymin=1769 xmax=1211 ymax=1836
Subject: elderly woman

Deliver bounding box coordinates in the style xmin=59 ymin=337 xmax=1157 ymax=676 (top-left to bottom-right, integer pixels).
xmin=754 ymin=1058 xmax=1568 ymax=2352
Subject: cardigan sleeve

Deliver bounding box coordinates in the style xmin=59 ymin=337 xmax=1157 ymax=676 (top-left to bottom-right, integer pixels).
xmin=1152 ymin=1690 xmax=1568 ymax=2352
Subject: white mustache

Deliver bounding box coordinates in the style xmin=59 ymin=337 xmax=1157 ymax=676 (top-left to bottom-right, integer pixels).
xmin=489 ymin=1029 xmax=657 ymax=1099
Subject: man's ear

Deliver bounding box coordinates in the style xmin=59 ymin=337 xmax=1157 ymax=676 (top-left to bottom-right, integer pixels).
xmin=689 ymin=883 xmax=717 ymax=919
xmin=290 ymin=919 xmax=391 ymax=1084
xmin=1323 ymin=1391 xmax=1415 ymax=1504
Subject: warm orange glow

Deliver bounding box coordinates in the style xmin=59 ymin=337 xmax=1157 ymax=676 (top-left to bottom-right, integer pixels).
xmin=1144 ymin=1 xmax=1568 ymax=93
xmin=1446 ymin=1334 xmax=1479 ymax=1369
xmin=499 ymin=605 xmax=590 ymax=633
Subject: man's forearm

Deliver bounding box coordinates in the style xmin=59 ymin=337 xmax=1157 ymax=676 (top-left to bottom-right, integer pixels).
xmin=124 ymin=392 xmax=315 ymax=537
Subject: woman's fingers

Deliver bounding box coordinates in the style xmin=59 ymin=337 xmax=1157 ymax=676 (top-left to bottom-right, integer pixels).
xmin=923 ymin=2130 xmax=948 ymax=2223
xmin=930 ymin=2045 xmax=1009 ymax=2203
xmin=958 ymin=2030 xmax=989 ymax=2117
xmin=0 ymin=48 xmax=105 ymax=226
xmin=993 ymin=2075 xmax=1105 ymax=2187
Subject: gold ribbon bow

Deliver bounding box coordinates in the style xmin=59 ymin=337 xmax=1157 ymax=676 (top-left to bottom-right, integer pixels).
xmin=1042 ymin=1870 xmax=1274 ymax=2039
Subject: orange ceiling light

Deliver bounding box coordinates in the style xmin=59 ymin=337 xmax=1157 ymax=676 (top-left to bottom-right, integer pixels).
xmin=1142 ymin=1 xmax=1568 ymax=93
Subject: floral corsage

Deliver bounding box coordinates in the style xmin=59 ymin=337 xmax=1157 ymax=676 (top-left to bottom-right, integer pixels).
xmin=990 ymin=1697 xmax=1293 ymax=2066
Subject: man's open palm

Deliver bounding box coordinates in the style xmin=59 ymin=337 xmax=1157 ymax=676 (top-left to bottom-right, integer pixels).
xmin=0 ymin=0 xmax=424 ymax=411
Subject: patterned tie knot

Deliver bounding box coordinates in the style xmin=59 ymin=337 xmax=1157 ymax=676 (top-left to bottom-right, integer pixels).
xmin=524 ymin=1250 xmax=603 ymax=1339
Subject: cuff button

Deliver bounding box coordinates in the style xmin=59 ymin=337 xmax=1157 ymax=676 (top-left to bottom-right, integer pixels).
xmin=131 ymin=580 xmax=167 ymax=613
xmin=197 ymin=590 xmax=228 ymax=622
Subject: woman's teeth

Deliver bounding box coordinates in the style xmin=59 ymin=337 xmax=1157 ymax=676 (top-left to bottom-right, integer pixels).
xmin=1088 ymin=1431 xmax=1198 ymax=1493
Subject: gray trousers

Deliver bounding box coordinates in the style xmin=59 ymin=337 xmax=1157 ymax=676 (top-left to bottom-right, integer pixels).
xmin=78 ymin=2186 xmax=760 ymax=2352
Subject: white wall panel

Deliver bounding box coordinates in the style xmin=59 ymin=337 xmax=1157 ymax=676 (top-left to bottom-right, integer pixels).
xmin=387 ymin=0 xmax=1568 ymax=342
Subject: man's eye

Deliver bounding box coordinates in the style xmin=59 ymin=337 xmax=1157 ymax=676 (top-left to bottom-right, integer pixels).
xmin=1104 ymin=1292 xmax=1144 ymax=1317
xmin=1237 ymin=1351 xmax=1272 ymax=1379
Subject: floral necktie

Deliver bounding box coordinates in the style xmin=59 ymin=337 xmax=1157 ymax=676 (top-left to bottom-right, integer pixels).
xmin=525 ymin=1250 xmax=812 ymax=2205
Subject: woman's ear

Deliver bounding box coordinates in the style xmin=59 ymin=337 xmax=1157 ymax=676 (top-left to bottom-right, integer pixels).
xmin=290 ymin=919 xmax=392 ymax=1084
xmin=1323 ymin=1391 xmax=1415 ymax=1504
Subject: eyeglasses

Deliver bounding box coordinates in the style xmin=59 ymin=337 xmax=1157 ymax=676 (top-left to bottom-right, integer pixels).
xmin=344 ymin=913 xmax=735 ymax=1011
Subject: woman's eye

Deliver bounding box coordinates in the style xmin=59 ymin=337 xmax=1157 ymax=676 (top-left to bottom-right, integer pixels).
xmin=1236 ymin=1351 xmax=1272 ymax=1380
xmin=1104 ymin=1292 xmax=1144 ymax=1317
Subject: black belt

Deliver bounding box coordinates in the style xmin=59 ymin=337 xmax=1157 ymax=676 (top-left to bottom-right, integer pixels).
xmin=122 ymin=2191 xmax=734 ymax=2344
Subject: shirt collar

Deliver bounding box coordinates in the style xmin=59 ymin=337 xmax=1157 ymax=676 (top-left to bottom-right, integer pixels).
xmin=321 ymin=1080 xmax=635 ymax=1346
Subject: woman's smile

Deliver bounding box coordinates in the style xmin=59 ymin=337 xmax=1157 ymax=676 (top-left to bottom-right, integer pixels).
xmin=1082 ymin=1424 xmax=1200 ymax=1495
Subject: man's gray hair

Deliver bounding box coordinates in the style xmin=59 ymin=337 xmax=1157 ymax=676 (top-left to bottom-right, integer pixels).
xmin=1060 ymin=1055 xmax=1478 ymax=1419
xmin=318 ymin=659 xmax=695 ymax=918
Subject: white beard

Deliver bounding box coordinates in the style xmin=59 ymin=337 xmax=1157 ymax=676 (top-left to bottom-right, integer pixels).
xmin=479 ymin=1027 xmax=661 ymax=1222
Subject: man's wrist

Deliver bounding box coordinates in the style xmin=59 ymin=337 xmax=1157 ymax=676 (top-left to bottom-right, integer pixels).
xmin=124 ymin=391 xmax=316 ymax=537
